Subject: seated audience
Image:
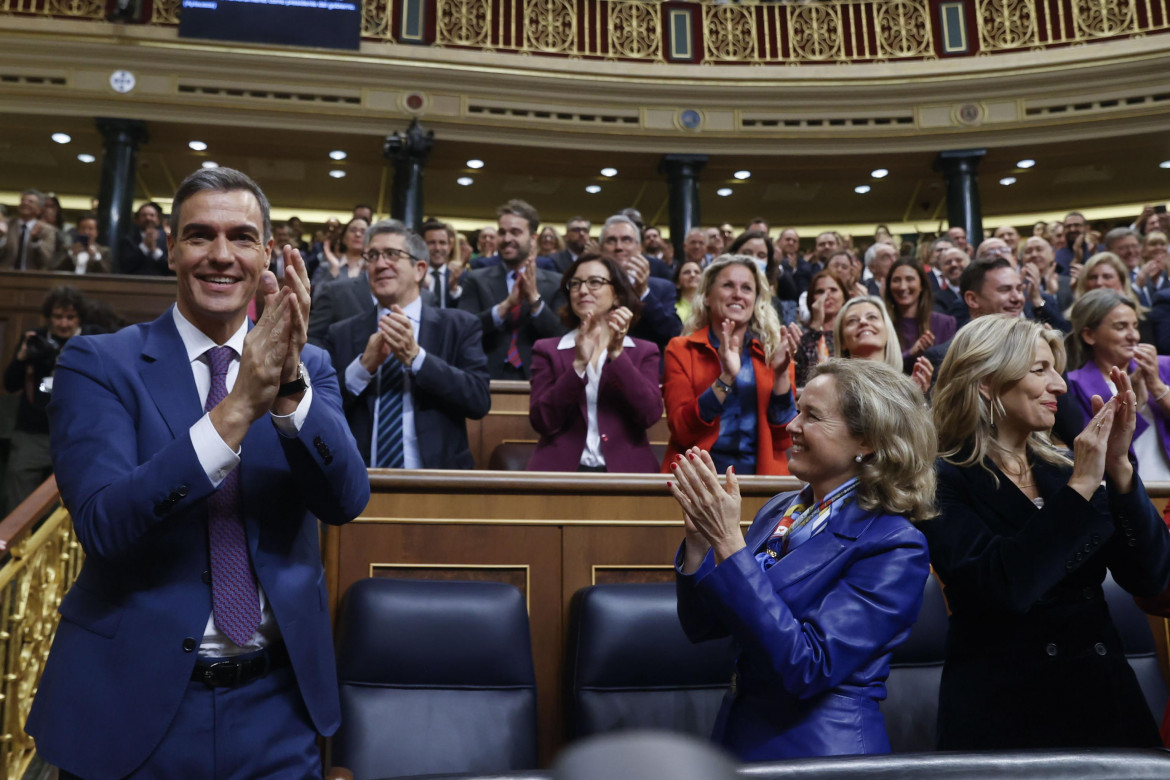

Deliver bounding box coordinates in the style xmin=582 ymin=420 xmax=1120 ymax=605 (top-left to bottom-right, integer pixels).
xmin=834 ymin=296 xmax=930 ymax=393
xmin=862 ymin=241 xmax=896 ymax=297
xmin=527 ymin=254 xmax=662 ymax=473
xmin=729 ymin=230 xmax=798 ymax=303
xmin=931 ymin=246 xmax=970 ymax=324
xmin=884 ymin=257 xmax=956 ymax=372
xmin=1071 ymin=251 xmax=1151 ymax=318
xmin=662 ymin=256 xmax=799 ymax=476
xmin=538 ymin=225 xmax=564 ymax=257
xmin=1021 ymin=236 xmax=1072 ymax=311
xmin=927 ymin=313 xmax=1170 ymax=749
xmin=54 ymin=213 xmax=110 ymax=274
xmin=551 ymin=216 xmax=592 ymax=274
xmin=325 ymin=220 xmax=489 ymax=469
xmin=1 ymin=189 xmax=58 ymax=270
xmin=599 ymin=215 xmax=682 ymax=354
xmin=795 ymin=270 xmax=847 ymax=387
xmin=672 ymin=358 xmax=934 ymax=759
xmin=4 ymin=286 xmax=86 ymax=512
xmin=457 ymin=199 xmax=567 ymax=379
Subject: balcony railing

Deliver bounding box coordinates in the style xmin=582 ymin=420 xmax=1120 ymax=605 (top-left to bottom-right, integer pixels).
xmin=3 ymin=0 xmax=1168 ymax=65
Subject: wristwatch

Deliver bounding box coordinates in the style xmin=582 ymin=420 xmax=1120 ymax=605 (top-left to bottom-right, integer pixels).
xmin=714 ymin=375 xmax=735 ymax=394
xmin=278 ymin=362 xmax=309 ymax=397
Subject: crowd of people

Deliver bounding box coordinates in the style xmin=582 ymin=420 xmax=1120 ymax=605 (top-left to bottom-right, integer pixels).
xmin=6 ymin=175 xmax=1170 ymax=769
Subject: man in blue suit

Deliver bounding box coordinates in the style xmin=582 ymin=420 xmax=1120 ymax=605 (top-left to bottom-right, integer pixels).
xmin=600 ymin=214 xmax=682 ymax=355
xmin=27 ymin=167 xmax=370 ymax=779
xmin=325 ymin=220 xmax=490 ymax=469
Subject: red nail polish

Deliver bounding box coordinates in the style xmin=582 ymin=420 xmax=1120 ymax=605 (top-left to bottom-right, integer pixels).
xmin=688 ymin=453 xmax=695 ymax=460
xmin=667 ymin=481 xmax=673 ymax=489
xmin=730 ymin=466 xmax=735 ymax=474
xmin=670 ymin=463 xmax=678 ymax=471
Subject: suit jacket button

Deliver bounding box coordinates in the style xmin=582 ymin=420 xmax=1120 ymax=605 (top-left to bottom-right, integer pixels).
xmin=1045 ymin=643 xmax=1058 ymax=656
xmin=176 ymin=485 xmax=190 ymax=497
xmin=600 ymin=434 xmax=608 ymax=442
xmin=1094 ymin=643 xmax=1107 ymax=656
xmin=314 ymin=436 xmax=324 ymax=447
xmin=202 ymin=570 xmax=212 ymax=585
xmin=1082 ymin=543 xmax=1092 ymax=552
xmin=182 ymin=638 xmax=197 ymax=652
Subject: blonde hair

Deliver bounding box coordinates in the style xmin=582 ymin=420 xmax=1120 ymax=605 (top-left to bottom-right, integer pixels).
xmin=832 ymin=296 xmax=901 ymax=373
xmin=1072 ymin=252 xmax=1146 ymax=319
xmin=808 ymin=359 xmax=937 ymax=523
xmin=1066 ymin=288 xmax=1137 ymax=370
xmin=686 ymin=255 xmax=782 ymax=361
xmin=933 ymin=315 xmax=1070 ymax=482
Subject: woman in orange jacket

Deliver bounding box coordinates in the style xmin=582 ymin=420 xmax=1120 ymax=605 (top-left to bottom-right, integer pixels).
xmin=662 ymin=255 xmax=800 ymax=475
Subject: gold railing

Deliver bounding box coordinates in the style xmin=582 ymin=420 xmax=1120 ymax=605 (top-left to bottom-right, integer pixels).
xmin=2 ymin=0 xmax=1166 ymax=63
xmin=0 ymin=477 xmax=82 ymax=780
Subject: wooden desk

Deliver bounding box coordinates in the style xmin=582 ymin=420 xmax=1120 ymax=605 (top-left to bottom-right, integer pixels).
xmin=324 ymin=469 xmax=798 ymax=764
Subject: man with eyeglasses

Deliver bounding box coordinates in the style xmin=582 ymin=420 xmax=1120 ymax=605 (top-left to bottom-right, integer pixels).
xmin=458 ymin=199 xmax=567 ymax=379
xmin=325 ymin=220 xmax=489 ymax=468
xmin=599 ymin=214 xmax=681 ymax=355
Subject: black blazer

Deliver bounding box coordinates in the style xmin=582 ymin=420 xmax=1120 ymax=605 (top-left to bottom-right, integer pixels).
xmin=309 ymin=274 xmax=373 ymax=347
xmin=633 ymin=276 xmax=683 ymax=353
xmin=456 ymin=263 xmax=567 ymax=379
xmin=325 ymin=304 xmax=491 ymax=469
xmin=923 ymin=456 xmax=1170 ymax=750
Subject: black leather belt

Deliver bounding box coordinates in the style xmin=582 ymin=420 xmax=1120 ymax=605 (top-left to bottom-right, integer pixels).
xmin=192 ymin=643 xmax=289 ymax=687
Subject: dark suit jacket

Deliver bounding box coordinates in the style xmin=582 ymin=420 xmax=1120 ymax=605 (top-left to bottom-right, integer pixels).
xmin=324 ymin=304 xmax=490 ymax=469
xmin=526 ymin=335 xmax=662 ymax=473
xmin=550 ymin=249 xmax=576 ymax=276
xmin=308 ymin=273 xmax=373 ymax=347
xmin=26 ymin=308 xmax=370 ymax=779
xmin=457 ymin=263 xmax=567 ymax=379
xmin=117 ymin=226 xmax=171 ymax=276
xmin=677 ymin=492 xmax=929 ymax=759
xmin=470 ymin=253 xmax=558 ymax=272
xmin=632 ymin=276 xmax=683 ymax=353
xmin=0 ymin=216 xmax=58 ymax=270
xmin=933 ymin=285 xmax=967 ymax=324
xmin=924 ymin=457 xmax=1170 ymax=749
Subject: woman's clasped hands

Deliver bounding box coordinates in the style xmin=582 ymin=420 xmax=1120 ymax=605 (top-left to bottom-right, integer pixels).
xmin=669 ymin=447 xmax=746 ymax=568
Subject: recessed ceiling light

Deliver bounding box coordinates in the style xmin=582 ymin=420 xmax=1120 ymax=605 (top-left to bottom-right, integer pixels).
xmin=585 ymin=185 xmax=602 ymax=194
xmin=51 ymin=133 xmax=71 ymax=144
xmin=457 ymin=177 xmax=473 ymax=186
xmin=467 ymin=159 xmax=485 ymax=169
xmin=188 ymin=140 xmax=208 ymax=151
xmin=329 ymin=150 xmax=347 ymax=161
xmin=600 ymin=167 xmax=618 ymax=177
xmin=854 ymin=185 xmax=871 ymax=194
xmin=77 ymin=153 xmax=96 ymax=164
xmin=733 ymin=170 xmax=751 ymax=180
xmin=1017 ymin=159 xmax=1035 ymax=169
xmin=717 ymin=187 xmax=733 ymax=197
xmin=870 ymin=168 xmax=889 ymax=179
xmin=329 ymin=169 xmax=346 ymax=178
xmin=999 ymin=177 xmax=1017 ymax=186
xmin=201 ymin=161 xmax=219 ymax=169
xmin=1161 ymin=161 xmax=1170 ymax=169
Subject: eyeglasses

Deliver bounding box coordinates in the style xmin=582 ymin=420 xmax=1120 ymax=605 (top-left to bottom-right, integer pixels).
xmin=567 ymin=276 xmax=614 ymax=292
xmin=364 ymin=247 xmax=419 ymax=264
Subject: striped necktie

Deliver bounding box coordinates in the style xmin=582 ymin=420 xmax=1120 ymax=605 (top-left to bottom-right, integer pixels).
xmin=375 ymin=358 xmax=405 ymax=468
xmin=204 ymin=346 xmax=262 ymax=647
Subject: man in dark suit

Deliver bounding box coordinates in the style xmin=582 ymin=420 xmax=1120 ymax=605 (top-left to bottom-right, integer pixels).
xmin=117 ymin=201 xmax=172 ymax=276
xmin=0 ymin=189 xmax=58 ymax=270
xmin=794 ymin=230 xmax=838 ymax=295
xmin=550 ymin=216 xmax=592 ymax=275
xmin=932 ymin=245 xmax=970 ymax=324
xmin=421 ymin=218 xmax=459 ymax=308
xmin=307 ymin=271 xmax=373 ymax=346
xmin=600 ymin=214 xmax=681 ymax=354
xmin=325 ymin=220 xmax=490 ymax=469
xmin=457 ymin=199 xmax=567 ymax=379
xmin=27 ymin=168 xmax=369 ymax=779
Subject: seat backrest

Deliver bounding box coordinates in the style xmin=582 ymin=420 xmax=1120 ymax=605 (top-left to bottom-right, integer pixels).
xmin=331 ymin=578 xmax=538 ymax=780
xmin=564 ymin=583 xmax=735 ymax=741
xmin=489 ymin=441 xmax=537 ymax=471
xmin=1102 ymin=570 xmax=1169 ymax=723
xmin=879 ymin=571 xmax=948 ymax=753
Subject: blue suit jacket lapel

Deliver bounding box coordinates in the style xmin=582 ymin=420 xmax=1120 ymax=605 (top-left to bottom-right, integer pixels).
xmin=139 ymin=307 xmax=203 ymax=438
xmin=748 ymin=494 xmax=872 ymax=591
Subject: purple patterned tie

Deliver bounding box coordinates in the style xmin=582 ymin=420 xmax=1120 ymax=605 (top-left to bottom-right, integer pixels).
xmin=204 ymin=346 xmax=262 ymax=646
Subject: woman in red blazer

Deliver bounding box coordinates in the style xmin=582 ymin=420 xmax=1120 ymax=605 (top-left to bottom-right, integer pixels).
xmin=662 ymin=255 xmax=799 ymax=476
xmin=527 ymin=254 xmax=663 ymax=472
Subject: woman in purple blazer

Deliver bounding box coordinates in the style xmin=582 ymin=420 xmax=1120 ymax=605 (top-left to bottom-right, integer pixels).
xmin=527 ymin=254 xmax=663 ymax=473
xmin=1067 ymin=288 xmax=1170 ymax=493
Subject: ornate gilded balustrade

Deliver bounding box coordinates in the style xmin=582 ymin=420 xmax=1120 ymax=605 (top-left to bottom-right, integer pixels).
xmin=0 ymin=477 xmax=80 ymax=780
xmin=3 ymin=0 xmax=1167 ymax=63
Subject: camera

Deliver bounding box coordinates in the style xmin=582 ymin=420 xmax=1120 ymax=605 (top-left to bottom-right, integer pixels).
xmin=24 ymin=332 xmax=62 ymax=370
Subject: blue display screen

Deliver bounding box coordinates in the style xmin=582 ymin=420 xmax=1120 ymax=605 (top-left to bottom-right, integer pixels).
xmin=178 ymin=0 xmax=362 ymax=51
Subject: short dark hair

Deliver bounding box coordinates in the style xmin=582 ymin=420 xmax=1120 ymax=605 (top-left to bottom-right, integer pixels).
xmin=421 ymin=218 xmax=455 ymax=242
xmin=558 ymin=253 xmax=643 ymax=330
xmin=169 ymin=168 xmax=271 ymax=241
xmin=959 ymin=256 xmax=1013 ymax=298
xmin=76 ymin=212 xmax=99 ymax=228
xmin=365 ymin=219 xmax=427 ymax=262
xmin=42 ymin=285 xmax=85 ymax=320
xmin=498 ymin=199 xmax=540 ymax=234
xmin=353 ymin=203 xmax=373 ymax=215
xmin=138 ymin=201 xmax=163 ymax=219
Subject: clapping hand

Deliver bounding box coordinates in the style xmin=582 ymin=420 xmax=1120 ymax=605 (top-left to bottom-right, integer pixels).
xmin=910 ymin=356 xmax=933 ymax=394
xmin=910 ymin=329 xmax=935 ymax=357
xmin=1089 ymin=367 xmax=1137 ymax=492
xmin=605 ymin=306 xmax=632 ymax=359
xmin=717 ymin=318 xmax=742 ymax=381
xmin=668 ymin=448 xmax=745 ymax=565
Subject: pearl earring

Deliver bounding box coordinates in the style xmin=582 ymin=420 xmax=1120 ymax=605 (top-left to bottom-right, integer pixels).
xmin=854 ymin=454 xmax=863 ymax=463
